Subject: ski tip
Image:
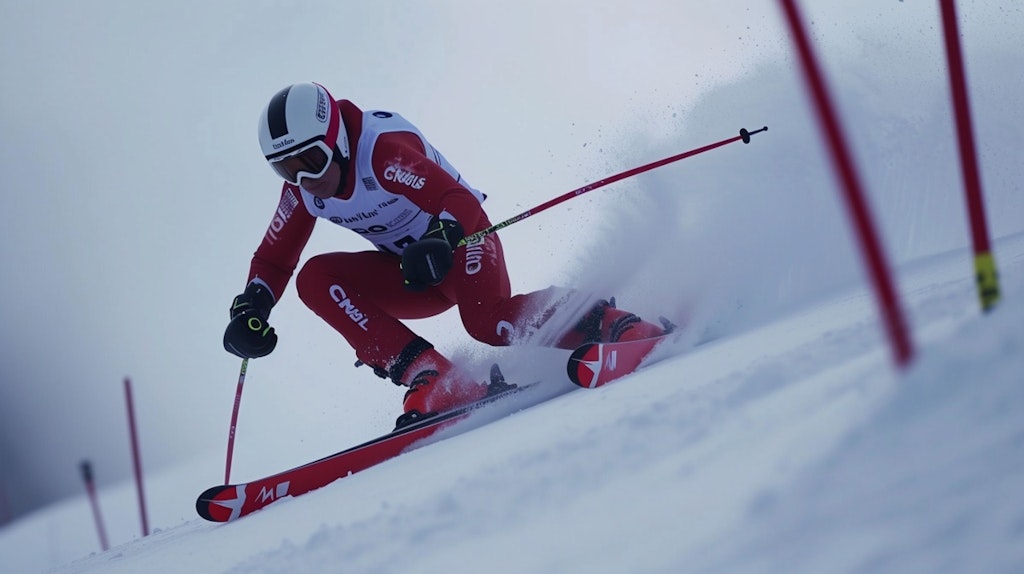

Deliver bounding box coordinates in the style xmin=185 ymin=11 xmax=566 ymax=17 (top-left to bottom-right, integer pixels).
xmin=196 ymin=484 xmax=239 ymax=523
xmin=567 ymin=343 xmax=600 ymax=388
xmin=566 ymin=335 xmax=669 ymax=389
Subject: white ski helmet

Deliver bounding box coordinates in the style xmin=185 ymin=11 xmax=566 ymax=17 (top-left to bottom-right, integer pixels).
xmin=257 ymin=82 xmax=350 ymax=184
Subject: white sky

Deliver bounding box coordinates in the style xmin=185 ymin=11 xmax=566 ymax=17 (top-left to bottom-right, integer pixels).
xmin=1 ymin=0 xmax=1021 ymax=519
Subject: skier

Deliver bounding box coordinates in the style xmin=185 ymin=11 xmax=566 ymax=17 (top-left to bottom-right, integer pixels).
xmin=223 ymin=82 xmax=668 ymax=427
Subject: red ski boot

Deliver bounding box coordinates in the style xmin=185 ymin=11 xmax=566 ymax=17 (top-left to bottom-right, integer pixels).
xmin=394 ymin=348 xmax=489 ymax=429
xmin=557 ymin=298 xmax=670 ymax=349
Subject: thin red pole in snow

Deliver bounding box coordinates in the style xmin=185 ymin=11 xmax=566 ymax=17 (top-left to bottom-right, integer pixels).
xmin=459 ymin=127 xmax=767 ymax=246
xmin=124 ymin=377 xmax=150 ymax=536
xmin=938 ymin=0 xmax=1001 ymax=311
xmin=777 ymin=0 xmax=914 ymax=368
xmin=0 ymin=483 xmax=11 ymax=525
xmin=79 ymin=460 xmax=110 ymax=551
xmin=224 ymin=358 xmax=249 ymax=484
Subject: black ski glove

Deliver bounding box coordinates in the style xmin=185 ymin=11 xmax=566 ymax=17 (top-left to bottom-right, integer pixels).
xmin=223 ymin=282 xmax=278 ymax=358
xmin=401 ymin=216 xmax=465 ymax=291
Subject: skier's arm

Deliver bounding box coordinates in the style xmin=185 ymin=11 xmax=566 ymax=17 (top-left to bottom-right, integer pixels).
xmin=246 ymin=183 xmax=316 ymax=300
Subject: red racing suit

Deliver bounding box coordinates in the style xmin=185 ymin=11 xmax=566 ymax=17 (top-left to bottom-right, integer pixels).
xmin=244 ymin=100 xmax=586 ymax=377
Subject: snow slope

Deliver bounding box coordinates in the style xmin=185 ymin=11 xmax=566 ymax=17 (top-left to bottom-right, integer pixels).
xmin=4 ymin=234 xmax=1023 ymax=573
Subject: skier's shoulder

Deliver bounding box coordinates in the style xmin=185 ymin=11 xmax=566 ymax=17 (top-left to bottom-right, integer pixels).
xmin=359 ymin=107 xmax=423 ymax=142
xmin=365 ymin=117 xmax=430 ymax=171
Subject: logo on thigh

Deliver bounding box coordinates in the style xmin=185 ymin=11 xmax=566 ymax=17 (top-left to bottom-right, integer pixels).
xmin=464 ymin=234 xmax=489 ymax=276
xmin=329 ymin=284 xmax=370 ymax=331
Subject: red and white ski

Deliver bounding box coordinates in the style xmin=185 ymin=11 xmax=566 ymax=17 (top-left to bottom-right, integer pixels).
xmin=197 ymin=335 xmax=674 ymax=522
xmin=196 ymin=380 xmax=536 ymax=522
xmin=566 ymin=334 xmax=672 ymax=388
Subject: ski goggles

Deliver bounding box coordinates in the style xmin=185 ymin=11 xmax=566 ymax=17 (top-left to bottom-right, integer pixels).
xmin=266 ymin=139 xmax=334 ymax=185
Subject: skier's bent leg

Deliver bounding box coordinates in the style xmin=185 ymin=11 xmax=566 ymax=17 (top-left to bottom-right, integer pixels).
xmin=296 ymin=252 xmax=428 ymax=369
xmin=296 ymin=252 xmax=488 ymax=420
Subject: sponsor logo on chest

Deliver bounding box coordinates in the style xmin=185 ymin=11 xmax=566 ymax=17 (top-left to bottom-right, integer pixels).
xmin=314 ymin=189 xmax=417 ymax=237
xmin=383 ymin=163 xmax=426 ymax=190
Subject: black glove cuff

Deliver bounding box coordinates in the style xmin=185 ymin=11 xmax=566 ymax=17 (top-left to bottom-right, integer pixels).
xmin=401 ymin=238 xmax=454 ymax=290
xmin=230 ymin=281 xmax=276 ymax=319
xmin=423 ymin=216 xmax=465 ymax=250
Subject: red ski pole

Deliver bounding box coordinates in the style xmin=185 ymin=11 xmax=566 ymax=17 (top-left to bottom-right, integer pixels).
xmin=224 ymin=358 xmax=248 ymax=484
xmin=0 ymin=484 xmax=10 ymax=526
xmin=123 ymin=377 xmax=149 ymax=536
xmin=79 ymin=460 xmax=109 ymax=551
xmin=459 ymin=127 xmax=767 ymax=246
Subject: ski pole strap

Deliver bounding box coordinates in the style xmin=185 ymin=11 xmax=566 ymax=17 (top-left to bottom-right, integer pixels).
xmin=458 ymin=126 xmax=767 ymax=247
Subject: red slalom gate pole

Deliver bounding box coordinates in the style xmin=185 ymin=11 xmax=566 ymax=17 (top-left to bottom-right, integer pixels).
xmin=224 ymin=358 xmax=249 ymax=484
xmin=778 ymin=0 xmax=914 ymax=368
xmin=0 ymin=484 xmax=11 ymax=526
xmin=938 ymin=0 xmax=1000 ymax=311
xmin=459 ymin=127 xmax=767 ymax=246
xmin=79 ymin=460 xmax=109 ymax=551
xmin=124 ymin=377 xmax=150 ymax=536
